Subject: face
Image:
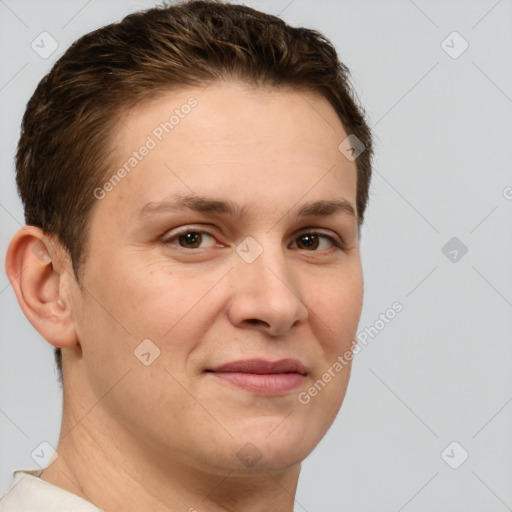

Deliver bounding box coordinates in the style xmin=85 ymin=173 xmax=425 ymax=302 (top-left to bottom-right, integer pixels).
xmin=67 ymin=81 xmax=363 ymax=475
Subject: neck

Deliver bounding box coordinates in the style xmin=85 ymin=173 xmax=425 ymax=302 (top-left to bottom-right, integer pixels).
xmin=40 ymin=386 xmax=301 ymax=512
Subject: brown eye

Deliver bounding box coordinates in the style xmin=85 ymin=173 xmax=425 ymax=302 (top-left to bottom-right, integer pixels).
xmin=178 ymin=232 xmax=202 ymax=248
xmin=292 ymin=231 xmax=341 ymax=251
xmin=296 ymin=233 xmax=320 ymax=250
xmin=162 ymin=229 xmax=218 ymax=249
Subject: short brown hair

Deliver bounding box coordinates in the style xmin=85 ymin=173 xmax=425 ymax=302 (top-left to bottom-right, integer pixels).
xmin=15 ymin=0 xmax=373 ymax=384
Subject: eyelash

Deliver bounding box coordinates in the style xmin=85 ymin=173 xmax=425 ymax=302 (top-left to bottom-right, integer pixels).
xmin=161 ymin=227 xmax=345 ymax=252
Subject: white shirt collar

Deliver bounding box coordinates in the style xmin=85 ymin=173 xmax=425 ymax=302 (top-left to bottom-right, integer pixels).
xmin=0 ymin=469 xmax=103 ymax=512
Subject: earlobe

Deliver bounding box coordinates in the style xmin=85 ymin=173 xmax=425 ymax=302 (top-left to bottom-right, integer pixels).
xmin=5 ymin=226 xmax=78 ymax=349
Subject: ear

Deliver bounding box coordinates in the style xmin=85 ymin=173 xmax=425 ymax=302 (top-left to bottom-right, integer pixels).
xmin=4 ymin=226 xmax=78 ymax=348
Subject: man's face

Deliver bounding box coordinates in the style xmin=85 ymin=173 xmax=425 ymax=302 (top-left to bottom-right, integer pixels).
xmin=67 ymin=82 xmax=362 ymax=474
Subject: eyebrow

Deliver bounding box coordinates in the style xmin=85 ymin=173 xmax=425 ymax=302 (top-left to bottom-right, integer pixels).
xmin=137 ymin=195 xmax=356 ymax=221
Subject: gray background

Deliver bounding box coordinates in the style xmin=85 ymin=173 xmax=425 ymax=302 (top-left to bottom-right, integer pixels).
xmin=1 ymin=0 xmax=511 ymax=510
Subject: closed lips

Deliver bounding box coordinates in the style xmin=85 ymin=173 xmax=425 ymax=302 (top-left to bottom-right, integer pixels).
xmin=207 ymin=358 xmax=307 ymax=375
xmin=206 ymin=358 xmax=308 ymax=395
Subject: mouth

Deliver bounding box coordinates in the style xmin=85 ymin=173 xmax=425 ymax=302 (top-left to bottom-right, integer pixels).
xmin=205 ymin=358 xmax=308 ymax=396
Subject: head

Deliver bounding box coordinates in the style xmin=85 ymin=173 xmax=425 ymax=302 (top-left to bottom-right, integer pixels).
xmin=7 ymin=0 xmax=372 ymax=475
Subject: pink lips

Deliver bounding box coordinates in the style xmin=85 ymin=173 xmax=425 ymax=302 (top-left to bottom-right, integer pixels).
xmin=206 ymin=358 xmax=307 ymax=395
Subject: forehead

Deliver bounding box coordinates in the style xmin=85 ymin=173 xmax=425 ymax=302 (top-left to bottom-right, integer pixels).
xmin=96 ymin=82 xmax=358 ymax=225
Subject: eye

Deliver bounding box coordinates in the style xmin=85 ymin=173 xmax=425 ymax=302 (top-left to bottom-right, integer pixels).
xmin=161 ymin=227 xmax=344 ymax=252
xmin=162 ymin=229 xmax=219 ymax=249
xmin=291 ymin=231 xmax=343 ymax=251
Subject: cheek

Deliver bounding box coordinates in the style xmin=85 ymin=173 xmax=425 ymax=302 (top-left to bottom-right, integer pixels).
xmin=74 ymin=264 xmax=215 ymax=424
xmin=308 ymin=263 xmax=363 ymax=348
xmin=79 ymin=259 xmax=226 ymax=366
xmin=299 ymin=273 xmax=361 ymax=439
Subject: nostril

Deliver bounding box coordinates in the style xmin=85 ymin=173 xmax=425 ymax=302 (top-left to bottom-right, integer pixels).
xmin=246 ymin=319 xmax=268 ymax=327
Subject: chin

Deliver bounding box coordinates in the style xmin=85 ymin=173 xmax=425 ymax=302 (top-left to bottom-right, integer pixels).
xmin=221 ymin=417 xmax=321 ymax=472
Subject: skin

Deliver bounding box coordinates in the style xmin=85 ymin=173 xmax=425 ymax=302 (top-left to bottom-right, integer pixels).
xmin=6 ymin=81 xmax=363 ymax=512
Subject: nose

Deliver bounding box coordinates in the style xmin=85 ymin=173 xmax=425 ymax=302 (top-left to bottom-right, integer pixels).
xmin=227 ymin=241 xmax=309 ymax=337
